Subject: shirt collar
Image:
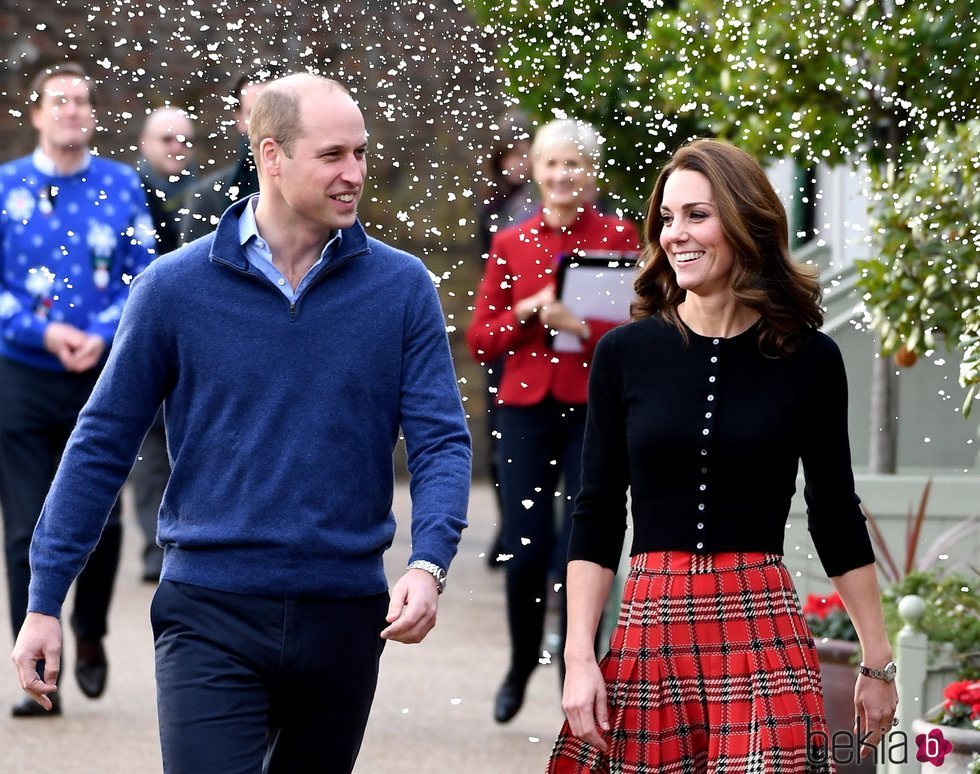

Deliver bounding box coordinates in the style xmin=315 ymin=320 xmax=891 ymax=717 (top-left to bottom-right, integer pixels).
xmin=32 ymin=147 xmax=91 ymax=177
xmin=238 ymin=194 xmax=262 ymax=247
xmin=238 ymin=194 xmax=343 ymax=256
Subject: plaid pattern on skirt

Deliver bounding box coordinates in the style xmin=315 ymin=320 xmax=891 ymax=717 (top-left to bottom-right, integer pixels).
xmin=548 ymin=551 xmax=833 ymax=774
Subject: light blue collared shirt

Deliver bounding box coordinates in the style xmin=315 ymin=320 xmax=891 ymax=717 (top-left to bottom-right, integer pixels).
xmin=238 ymin=195 xmax=342 ymax=303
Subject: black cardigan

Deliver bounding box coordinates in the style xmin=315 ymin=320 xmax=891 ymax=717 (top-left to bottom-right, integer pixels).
xmin=567 ymin=315 xmax=875 ymax=577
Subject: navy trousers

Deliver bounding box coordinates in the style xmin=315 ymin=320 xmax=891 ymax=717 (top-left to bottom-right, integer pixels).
xmin=151 ymin=580 xmax=389 ymax=774
xmin=496 ymin=398 xmax=586 ymax=681
xmin=0 ymin=356 xmax=121 ymax=642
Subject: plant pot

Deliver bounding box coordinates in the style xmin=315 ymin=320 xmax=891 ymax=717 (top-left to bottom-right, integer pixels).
xmin=815 ymin=638 xmax=875 ymax=773
xmin=909 ymin=717 xmax=980 ymax=773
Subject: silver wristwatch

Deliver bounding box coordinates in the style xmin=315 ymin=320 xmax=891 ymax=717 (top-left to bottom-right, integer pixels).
xmin=407 ymin=560 xmax=447 ymax=594
xmin=859 ymin=660 xmax=897 ymax=682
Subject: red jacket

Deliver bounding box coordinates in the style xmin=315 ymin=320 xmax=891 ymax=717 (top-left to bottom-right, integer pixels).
xmin=466 ymin=207 xmax=640 ymax=406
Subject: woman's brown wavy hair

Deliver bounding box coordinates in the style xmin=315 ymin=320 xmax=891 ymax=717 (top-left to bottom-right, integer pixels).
xmin=633 ymin=139 xmax=823 ymax=356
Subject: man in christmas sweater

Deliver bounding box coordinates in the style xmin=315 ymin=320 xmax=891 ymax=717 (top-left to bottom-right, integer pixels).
xmin=0 ymin=62 xmax=155 ymax=716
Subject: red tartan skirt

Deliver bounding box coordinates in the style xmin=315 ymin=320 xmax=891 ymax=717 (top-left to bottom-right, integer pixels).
xmin=548 ymin=551 xmax=833 ymax=774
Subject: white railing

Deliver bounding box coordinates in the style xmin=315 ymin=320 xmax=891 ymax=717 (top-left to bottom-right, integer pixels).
xmin=884 ymin=594 xmax=930 ymax=774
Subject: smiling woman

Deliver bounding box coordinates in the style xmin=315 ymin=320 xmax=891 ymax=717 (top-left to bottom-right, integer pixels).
xmin=549 ymin=139 xmax=897 ymax=773
xmin=658 ymin=168 xmax=735 ymax=300
xmin=466 ymin=118 xmax=640 ymax=727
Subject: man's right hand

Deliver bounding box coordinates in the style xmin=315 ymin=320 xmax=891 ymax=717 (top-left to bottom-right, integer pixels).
xmin=11 ymin=612 xmax=62 ymax=711
xmin=43 ymin=322 xmax=88 ymax=371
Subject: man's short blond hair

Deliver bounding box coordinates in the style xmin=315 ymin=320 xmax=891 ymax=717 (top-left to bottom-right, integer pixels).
xmin=248 ymin=75 xmax=349 ymax=159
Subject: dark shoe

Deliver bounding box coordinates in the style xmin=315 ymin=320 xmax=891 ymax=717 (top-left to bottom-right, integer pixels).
xmin=494 ymin=673 xmax=528 ymax=723
xmin=75 ymin=638 xmax=108 ymax=698
xmin=11 ymin=692 xmax=61 ymax=717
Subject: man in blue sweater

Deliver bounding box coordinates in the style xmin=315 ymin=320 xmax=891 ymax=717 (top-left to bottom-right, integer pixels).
xmin=0 ymin=62 xmax=155 ymax=717
xmin=12 ymin=73 xmax=471 ymax=772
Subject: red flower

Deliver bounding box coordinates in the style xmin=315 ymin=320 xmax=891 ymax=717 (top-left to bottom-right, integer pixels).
xmin=803 ymin=592 xmax=846 ymax=619
xmin=944 ymin=680 xmax=966 ymax=701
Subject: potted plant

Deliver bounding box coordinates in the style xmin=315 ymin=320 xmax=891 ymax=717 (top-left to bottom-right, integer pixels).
xmin=864 ymin=480 xmax=980 ymax=698
xmin=911 ymin=679 xmax=980 ymax=772
xmin=881 ymin=571 xmax=980 ymax=687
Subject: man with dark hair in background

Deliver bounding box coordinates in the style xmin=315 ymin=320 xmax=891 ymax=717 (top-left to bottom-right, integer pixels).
xmin=179 ymin=67 xmax=274 ymax=242
xmin=0 ymin=61 xmax=155 ymax=716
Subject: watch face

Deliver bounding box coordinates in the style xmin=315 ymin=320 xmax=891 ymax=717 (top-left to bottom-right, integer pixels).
xmin=884 ymin=662 xmax=897 ymax=680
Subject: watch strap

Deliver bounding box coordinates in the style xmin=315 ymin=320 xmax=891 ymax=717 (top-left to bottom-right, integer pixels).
xmin=859 ymin=660 xmax=896 ymax=682
xmin=407 ymin=560 xmax=447 ymax=594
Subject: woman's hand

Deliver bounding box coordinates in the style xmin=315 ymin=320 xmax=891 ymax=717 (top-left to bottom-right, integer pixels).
xmin=562 ymin=656 xmax=610 ymax=753
xmin=539 ymin=300 xmax=591 ymax=338
xmin=513 ymin=285 xmax=556 ymax=322
xmin=830 ymin=564 xmax=898 ymax=756
xmin=853 ymin=674 xmax=899 ymax=755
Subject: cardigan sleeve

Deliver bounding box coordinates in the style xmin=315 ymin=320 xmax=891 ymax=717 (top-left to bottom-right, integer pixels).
xmin=567 ymin=332 xmax=630 ymax=571
xmin=800 ymin=334 xmax=876 ymax=577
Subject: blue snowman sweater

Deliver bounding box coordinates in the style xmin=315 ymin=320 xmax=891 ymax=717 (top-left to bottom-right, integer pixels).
xmin=0 ymin=151 xmax=155 ymax=371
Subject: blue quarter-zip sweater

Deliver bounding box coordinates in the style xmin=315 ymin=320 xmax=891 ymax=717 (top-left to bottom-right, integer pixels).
xmin=28 ymin=198 xmax=471 ymax=616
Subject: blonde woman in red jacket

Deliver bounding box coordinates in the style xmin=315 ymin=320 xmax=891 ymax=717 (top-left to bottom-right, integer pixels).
xmin=467 ymin=118 xmax=639 ymax=724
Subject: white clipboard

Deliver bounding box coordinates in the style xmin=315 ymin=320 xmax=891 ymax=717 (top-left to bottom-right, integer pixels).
xmin=551 ymin=250 xmax=640 ymax=353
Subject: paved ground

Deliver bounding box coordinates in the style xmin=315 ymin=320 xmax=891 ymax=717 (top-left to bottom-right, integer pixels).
xmin=0 ymin=481 xmax=566 ymax=773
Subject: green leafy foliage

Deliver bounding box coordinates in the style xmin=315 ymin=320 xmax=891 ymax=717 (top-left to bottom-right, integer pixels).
xmin=467 ymin=0 xmax=980 ymax=394
xmin=882 ymin=570 xmax=980 ymax=680
xmin=959 ymin=306 xmax=980 ymax=416
xmin=642 ymin=0 xmax=980 ymax=168
xmin=803 ymin=591 xmax=858 ymax=642
xmin=465 ymin=0 xmax=701 ymax=215
xmin=855 ymin=120 xmax=980 ymax=358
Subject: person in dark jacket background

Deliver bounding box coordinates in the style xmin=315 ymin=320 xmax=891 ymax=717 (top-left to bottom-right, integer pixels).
xmin=179 ymin=67 xmax=273 ymax=242
xmin=132 ymin=106 xmax=196 ymax=582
